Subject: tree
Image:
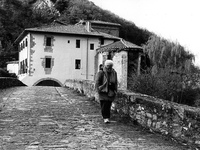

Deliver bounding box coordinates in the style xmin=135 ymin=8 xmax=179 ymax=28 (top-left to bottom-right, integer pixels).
xmin=0 ymin=0 xmax=59 ymax=67
xmin=133 ymin=35 xmax=200 ymax=105
xmin=143 ymin=35 xmax=195 ymax=74
xmin=54 ymin=0 xmax=70 ymax=13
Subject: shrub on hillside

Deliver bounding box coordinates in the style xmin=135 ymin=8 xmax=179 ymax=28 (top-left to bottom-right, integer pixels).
xmin=0 ymin=68 xmax=9 ymax=77
xmin=0 ymin=78 xmax=26 ymax=89
xmin=0 ymin=68 xmax=17 ymax=78
xmin=128 ymin=68 xmax=200 ymax=107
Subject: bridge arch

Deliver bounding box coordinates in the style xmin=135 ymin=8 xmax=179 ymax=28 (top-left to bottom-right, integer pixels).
xmin=33 ymin=78 xmax=63 ymax=87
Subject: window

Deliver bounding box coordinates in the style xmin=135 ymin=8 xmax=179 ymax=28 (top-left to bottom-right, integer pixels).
xmin=42 ymin=56 xmax=54 ymax=74
xmin=44 ymin=36 xmax=54 ymax=52
xmin=23 ymin=41 xmax=25 ymax=48
xmin=45 ymin=58 xmax=51 ymax=68
xmin=46 ymin=37 xmax=52 ymax=46
xmin=20 ymin=61 xmax=23 ymax=74
xmin=20 ymin=60 xmax=27 ymax=74
xmin=75 ymin=59 xmax=81 ymax=69
xmin=90 ymin=43 xmax=94 ymax=50
xmin=101 ymin=38 xmax=104 ymax=45
xmin=22 ymin=61 xmax=24 ymax=73
xmin=19 ymin=44 xmax=22 ymax=51
xmin=76 ymin=40 xmax=80 ymax=48
xmin=25 ymin=59 xmax=27 ymax=73
xmin=25 ymin=38 xmax=28 ymax=47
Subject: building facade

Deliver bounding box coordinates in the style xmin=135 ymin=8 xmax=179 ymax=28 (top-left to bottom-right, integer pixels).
xmin=15 ymin=20 xmax=120 ymax=86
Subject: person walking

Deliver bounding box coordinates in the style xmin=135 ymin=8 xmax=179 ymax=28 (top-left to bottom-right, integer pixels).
xmin=95 ymin=60 xmax=118 ymax=123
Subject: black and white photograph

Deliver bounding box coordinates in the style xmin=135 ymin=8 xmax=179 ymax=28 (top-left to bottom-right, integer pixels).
xmin=0 ymin=0 xmax=199 ymax=149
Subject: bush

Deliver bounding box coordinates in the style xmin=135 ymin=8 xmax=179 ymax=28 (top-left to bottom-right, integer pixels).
xmin=0 ymin=68 xmax=9 ymax=77
xmin=8 ymin=73 xmax=17 ymax=78
xmin=0 ymin=77 xmax=26 ymax=89
xmin=128 ymin=68 xmax=200 ymax=106
xmin=0 ymin=68 xmax=17 ymax=78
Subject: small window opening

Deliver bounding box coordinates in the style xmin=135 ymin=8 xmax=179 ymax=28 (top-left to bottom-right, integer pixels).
xmin=101 ymin=38 xmax=104 ymax=45
xmin=46 ymin=37 xmax=52 ymax=46
xmin=76 ymin=40 xmax=80 ymax=48
xmin=75 ymin=59 xmax=81 ymax=69
xmin=20 ymin=44 xmax=22 ymax=50
xmin=25 ymin=59 xmax=27 ymax=73
xmin=23 ymin=41 xmax=25 ymax=48
xmin=45 ymin=58 xmax=51 ymax=68
xmin=90 ymin=43 xmax=94 ymax=50
xmin=25 ymin=38 xmax=28 ymax=47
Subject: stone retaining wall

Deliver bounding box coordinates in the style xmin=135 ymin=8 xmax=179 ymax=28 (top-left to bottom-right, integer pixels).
xmin=0 ymin=77 xmax=26 ymax=89
xmin=64 ymin=79 xmax=200 ymax=148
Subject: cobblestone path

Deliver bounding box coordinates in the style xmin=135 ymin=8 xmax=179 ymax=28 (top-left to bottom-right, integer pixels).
xmin=0 ymin=86 xmax=189 ymax=150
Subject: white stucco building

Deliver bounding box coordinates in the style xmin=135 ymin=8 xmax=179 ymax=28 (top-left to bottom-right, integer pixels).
xmin=15 ymin=20 xmax=121 ymax=86
xmin=6 ymin=61 xmax=19 ymax=75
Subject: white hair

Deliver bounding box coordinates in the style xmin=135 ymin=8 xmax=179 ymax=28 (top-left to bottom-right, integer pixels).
xmin=104 ymin=60 xmax=113 ymax=66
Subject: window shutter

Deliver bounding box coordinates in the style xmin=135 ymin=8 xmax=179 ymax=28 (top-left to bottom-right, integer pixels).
xmin=41 ymin=59 xmax=45 ymax=68
xmin=51 ymin=58 xmax=54 ymax=67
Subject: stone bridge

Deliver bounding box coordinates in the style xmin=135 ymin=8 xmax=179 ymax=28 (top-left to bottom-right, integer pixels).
xmin=0 ymin=84 xmax=196 ymax=150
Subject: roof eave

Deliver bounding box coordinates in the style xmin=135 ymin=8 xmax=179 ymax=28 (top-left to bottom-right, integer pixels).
xmin=14 ymin=30 xmax=28 ymax=44
xmin=14 ymin=29 xmax=120 ymax=44
xmin=103 ymin=37 xmax=121 ymax=40
xmin=97 ymin=47 xmax=143 ymax=53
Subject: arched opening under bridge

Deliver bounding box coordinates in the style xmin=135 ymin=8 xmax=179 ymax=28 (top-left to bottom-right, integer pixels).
xmin=33 ymin=78 xmax=63 ymax=87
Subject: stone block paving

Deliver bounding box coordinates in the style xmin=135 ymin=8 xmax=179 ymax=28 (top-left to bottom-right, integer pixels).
xmin=0 ymin=86 xmax=191 ymax=150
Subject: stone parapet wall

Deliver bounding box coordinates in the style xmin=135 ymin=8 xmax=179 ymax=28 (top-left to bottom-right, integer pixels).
xmin=117 ymin=91 xmax=200 ymax=148
xmin=64 ymin=79 xmax=200 ymax=148
xmin=64 ymin=79 xmax=97 ymax=100
xmin=0 ymin=77 xmax=26 ymax=89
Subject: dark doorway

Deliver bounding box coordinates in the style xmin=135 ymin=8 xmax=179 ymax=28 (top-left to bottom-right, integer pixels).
xmin=35 ymin=80 xmax=61 ymax=87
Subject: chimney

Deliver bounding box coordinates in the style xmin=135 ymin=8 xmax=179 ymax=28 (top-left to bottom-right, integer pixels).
xmin=76 ymin=20 xmax=91 ymax=32
xmin=85 ymin=21 xmax=91 ymax=32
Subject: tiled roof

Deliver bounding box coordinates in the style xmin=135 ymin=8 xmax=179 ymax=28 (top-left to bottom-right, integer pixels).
xmin=97 ymin=39 xmax=143 ymax=53
xmin=25 ymin=24 xmax=100 ymax=36
xmin=95 ymin=31 xmax=121 ymax=40
xmin=15 ymin=24 xmax=120 ymax=43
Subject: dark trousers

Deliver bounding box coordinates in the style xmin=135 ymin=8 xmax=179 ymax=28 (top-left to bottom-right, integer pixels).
xmin=100 ymin=100 xmax=112 ymax=119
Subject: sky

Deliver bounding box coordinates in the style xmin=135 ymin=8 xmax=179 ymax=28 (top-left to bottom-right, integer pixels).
xmin=89 ymin=0 xmax=200 ymax=67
